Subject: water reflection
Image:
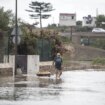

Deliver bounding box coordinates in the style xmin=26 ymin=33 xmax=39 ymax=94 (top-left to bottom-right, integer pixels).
xmin=14 ymin=76 xmax=27 ymax=87
xmin=12 ymin=75 xmax=63 ymax=101
xmin=0 ymin=71 xmax=105 ymax=105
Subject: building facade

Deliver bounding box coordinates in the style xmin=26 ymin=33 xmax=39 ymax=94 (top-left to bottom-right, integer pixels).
xmin=59 ymin=13 xmax=76 ymax=26
xmin=82 ymin=15 xmax=96 ymax=27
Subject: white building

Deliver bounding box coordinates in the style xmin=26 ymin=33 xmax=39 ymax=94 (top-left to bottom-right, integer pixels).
xmin=82 ymin=15 xmax=96 ymax=27
xmin=59 ymin=13 xmax=76 ymax=26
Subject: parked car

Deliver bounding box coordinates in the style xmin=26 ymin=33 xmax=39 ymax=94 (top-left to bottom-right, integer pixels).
xmin=92 ymin=28 xmax=105 ymax=33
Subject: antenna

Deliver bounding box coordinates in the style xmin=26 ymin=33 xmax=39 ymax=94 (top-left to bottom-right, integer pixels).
xmin=96 ymin=8 xmax=98 ymax=17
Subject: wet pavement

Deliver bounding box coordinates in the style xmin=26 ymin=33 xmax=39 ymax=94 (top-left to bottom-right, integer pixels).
xmin=0 ymin=70 xmax=105 ymax=105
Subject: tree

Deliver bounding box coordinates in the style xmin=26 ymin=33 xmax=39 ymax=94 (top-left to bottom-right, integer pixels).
xmin=47 ymin=23 xmax=57 ymax=29
xmin=76 ymin=21 xmax=82 ymax=26
xmin=26 ymin=1 xmax=55 ymax=29
xmin=0 ymin=7 xmax=13 ymax=30
xmin=96 ymin=15 xmax=105 ymax=28
xmin=91 ymin=15 xmax=105 ymax=50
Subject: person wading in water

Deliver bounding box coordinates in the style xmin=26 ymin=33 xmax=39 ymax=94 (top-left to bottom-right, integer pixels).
xmin=53 ymin=53 xmax=63 ymax=79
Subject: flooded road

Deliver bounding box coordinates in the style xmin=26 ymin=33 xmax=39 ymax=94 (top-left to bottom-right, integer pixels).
xmin=0 ymin=70 xmax=105 ymax=105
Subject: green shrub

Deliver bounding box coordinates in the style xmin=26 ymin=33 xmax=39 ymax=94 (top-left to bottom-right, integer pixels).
xmin=92 ymin=58 xmax=105 ymax=65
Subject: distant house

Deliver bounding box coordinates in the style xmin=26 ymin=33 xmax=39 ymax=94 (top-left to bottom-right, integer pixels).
xmin=59 ymin=13 xmax=76 ymax=26
xmin=82 ymin=15 xmax=96 ymax=27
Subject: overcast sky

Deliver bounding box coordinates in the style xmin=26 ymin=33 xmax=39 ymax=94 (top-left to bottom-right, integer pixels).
xmin=0 ymin=0 xmax=105 ymax=27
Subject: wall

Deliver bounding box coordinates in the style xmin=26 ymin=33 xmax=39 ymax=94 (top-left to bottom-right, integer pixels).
xmin=0 ymin=63 xmax=12 ymax=76
xmin=4 ymin=55 xmax=39 ymax=76
xmin=27 ymin=55 xmax=39 ymax=75
xmin=72 ymin=35 xmax=81 ymax=44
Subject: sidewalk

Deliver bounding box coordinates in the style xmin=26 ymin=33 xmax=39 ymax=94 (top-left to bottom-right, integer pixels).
xmin=39 ymin=61 xmax=53 ymax=66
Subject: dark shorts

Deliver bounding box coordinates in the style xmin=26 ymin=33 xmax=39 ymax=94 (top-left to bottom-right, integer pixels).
xmin=55 ymin=63 xmax=62 ymax=70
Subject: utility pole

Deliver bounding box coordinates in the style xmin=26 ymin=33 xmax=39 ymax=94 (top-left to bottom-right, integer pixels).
xmin=14 ymin=0 xmax=18 ymax=75
xmin=70 ymin=26 xmax=72 ymax=42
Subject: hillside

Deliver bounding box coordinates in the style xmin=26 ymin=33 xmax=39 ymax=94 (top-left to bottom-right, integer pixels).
xmin=64 ymin=44 xmax=105 ymax=61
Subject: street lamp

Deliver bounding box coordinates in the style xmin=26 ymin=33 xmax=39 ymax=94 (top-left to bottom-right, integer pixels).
xmin=11 ymin=25 xmax=22 ymax=76
xmin=14 ymin=0 xmax=18 ymax=75
xmin=11 ymin=0 xmax=18 ymax=75
xmin=11 ymin=27 xmax=22 ymax=44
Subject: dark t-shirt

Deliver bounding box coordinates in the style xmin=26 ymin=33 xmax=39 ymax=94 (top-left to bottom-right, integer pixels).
xmin=54 ymin=56 xmax=62 ymax=70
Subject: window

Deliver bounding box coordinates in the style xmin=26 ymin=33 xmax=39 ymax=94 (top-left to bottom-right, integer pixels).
xmin=71 ymin=16 xmax=74 ymax=19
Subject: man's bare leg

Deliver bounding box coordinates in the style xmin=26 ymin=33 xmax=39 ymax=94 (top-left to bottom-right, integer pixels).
xmin=56 ymin=70 xmax=59 ymax=79
xmin=58 ymin=70 xmax=62 ymax=79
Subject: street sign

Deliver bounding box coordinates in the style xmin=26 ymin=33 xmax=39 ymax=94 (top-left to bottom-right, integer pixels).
xmin=11 ymin=27 xmax=22 ymax=44
xmin=12 ymin=36 xmax=21 ymax=44
xmin=11 ymin=27 xmax=22 ymax=36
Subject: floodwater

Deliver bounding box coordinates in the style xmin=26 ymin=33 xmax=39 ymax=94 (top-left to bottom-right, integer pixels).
xmin=0 ymin=70 xmax=105 ymax=105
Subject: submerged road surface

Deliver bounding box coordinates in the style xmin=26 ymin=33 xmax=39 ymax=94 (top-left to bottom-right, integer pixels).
xmin=0 ymin=70 xmax=105 ymax=105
